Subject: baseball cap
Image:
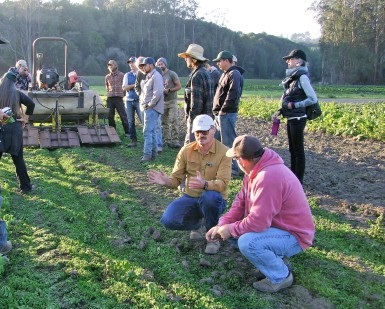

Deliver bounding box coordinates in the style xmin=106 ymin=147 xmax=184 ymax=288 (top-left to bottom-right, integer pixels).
xmin=191 ymin=115 xmax=214 ymax=132
xmin=282 ymin=49 xmax=307 ymax=61
xmin=142 ymin=57 xmax=155 ymax=65
xmin=136 ymin=56 xmax=145 ymax=67
xmin=226 ymin=135 xmax=265 ymax=159
xmin=212 ymin=50 xmax=233 ymax=62
xmin=127 ymin=56 xmax=136 ymax=63
xmin=107 ymin=60 xmax=117 ymax=66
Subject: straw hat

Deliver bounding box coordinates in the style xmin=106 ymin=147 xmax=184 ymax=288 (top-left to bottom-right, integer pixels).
xmin=178 ymin=44 xmax=208 ymax=61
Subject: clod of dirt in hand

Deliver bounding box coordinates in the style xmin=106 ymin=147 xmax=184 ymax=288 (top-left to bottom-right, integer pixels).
xmin=100 ymin=191 xmax=110 ymax=200
xmin=199 ymin=258 xmax=211 ymax=267
xmin=152 ymin=229 xmax=161 ymax=241
xmin=138 ymin=239 xmax=147 ymax=250
xmin=181 ymin=259 xmax=189 ymax=269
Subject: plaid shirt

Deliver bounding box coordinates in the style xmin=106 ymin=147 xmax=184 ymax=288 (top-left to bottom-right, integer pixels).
xmin=185 ymin=67 xmax=214 ymax=122
xmin=105 ymin=70 xmax=124 ymax=97
xmin=9 ymin=67 xmax=32 ymax=90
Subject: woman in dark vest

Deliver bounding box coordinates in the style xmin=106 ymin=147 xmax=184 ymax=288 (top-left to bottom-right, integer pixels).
xmin=273 ymin=50 xmax=318 ymax=184
xmin=0 ymin=72 xmax=35 ymax=193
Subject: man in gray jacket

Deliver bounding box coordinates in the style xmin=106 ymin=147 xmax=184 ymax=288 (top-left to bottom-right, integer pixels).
xmin=138 ymin=57 xmax=165 ymax=162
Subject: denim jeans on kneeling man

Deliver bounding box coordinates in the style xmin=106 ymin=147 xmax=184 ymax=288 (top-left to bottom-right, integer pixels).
xmin=228 ymin=227 xmax=303 ymax=284
xmin=160 ymin=190 xmax=226 ymax=232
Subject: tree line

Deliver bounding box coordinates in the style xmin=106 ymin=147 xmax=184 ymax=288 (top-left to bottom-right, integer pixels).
xmin=0 ymin=0 xmax=384 ymax=85
xmin=313 ymin=0 xmax=385 ymax=84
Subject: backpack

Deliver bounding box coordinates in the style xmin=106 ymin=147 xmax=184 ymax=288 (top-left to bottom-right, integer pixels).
xmin=306 ymin=101 xmax=322 ymax=120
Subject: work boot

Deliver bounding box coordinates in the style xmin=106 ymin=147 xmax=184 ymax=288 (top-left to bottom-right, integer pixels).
xmin=127 ymin=139 xmax=137 ymax=147
xmin=0 ymin=241 xmax=12 ymax=255
xmin=253 ymin=272 xmax=293 ymax=293
xmin=140 ymin=155 xmax=152 ymax=163
xmin=20 ymin=184 xmax=37 ymax=195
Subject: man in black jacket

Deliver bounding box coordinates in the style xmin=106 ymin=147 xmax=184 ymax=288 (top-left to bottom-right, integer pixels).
xmin=212 ymin=50 xmax=245 ymax=177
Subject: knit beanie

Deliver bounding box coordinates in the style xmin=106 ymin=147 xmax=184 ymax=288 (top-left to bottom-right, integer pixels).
xmin=156 ymin=57 xmax=168 ymax=67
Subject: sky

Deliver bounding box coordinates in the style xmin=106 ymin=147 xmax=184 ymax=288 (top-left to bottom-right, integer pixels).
xmin=0 ymin=0 xmax=320 ymax=39
xmin=196 ymin=0 xmax=320 ymax=39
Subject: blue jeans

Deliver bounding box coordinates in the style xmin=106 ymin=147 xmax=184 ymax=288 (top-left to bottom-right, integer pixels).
xmin=143 ymin=109 xmax=160 ymax=157
xmin=287 ymin=118 xmax=307 ymax=183
xmin=228 ymin=227 xmax=303 ymax=284
xmin=156 ymin=114 xmax=163 ymax=149
xmin=125 ymin=99 xmax=142 ymax=141
xmin=215 ymin=113 xmax=239 ymax=173
xmin=160 ymin=191 xmax=226 ymax=231
xmin=0 ymin=196 xmax=7 ymax=247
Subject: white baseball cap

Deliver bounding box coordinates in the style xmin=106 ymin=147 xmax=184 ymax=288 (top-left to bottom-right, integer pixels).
xmin=191 ymin=115 xmax=214 ymax=132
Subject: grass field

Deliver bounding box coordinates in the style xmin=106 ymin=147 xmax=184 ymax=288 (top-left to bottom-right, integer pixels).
xmin=0 ymin=79 xmax=384 ymax=308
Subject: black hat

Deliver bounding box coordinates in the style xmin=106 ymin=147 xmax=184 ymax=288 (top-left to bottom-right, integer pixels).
xmin=282 ymin=49 xmax=307 ymax=61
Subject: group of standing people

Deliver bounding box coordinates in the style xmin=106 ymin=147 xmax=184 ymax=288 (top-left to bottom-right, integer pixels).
xmin=105 ymin=56 xmax=181 ymax=162
xmin=105 ymin=43 xmax=246 ymax=168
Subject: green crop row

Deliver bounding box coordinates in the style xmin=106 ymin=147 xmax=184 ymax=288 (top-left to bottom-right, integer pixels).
xmin=239 ymin=97 xmax=385 ymax=141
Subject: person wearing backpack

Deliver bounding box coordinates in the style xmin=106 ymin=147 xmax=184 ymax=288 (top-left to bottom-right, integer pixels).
xmin=272 ymin=49 xmax=318 ymax=184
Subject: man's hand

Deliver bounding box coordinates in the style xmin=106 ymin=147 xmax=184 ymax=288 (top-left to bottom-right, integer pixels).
xmin=189 ymin=170 xmax=205 ymax=189
xmin=217 ymin=224 xmax=232 ymax=241
xmin=148 ymin=169 xmax=170 ymax=186
xmin=206 ymin=226 xmax=221 ymax=242
xmin=206 ymin=224 xmax=232 ymax=241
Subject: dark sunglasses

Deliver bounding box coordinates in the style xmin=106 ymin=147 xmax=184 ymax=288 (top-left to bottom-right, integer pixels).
xmin=194 ymin=128 xmax=212 ymax=136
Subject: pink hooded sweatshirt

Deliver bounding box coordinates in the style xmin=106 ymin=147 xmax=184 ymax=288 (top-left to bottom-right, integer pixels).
xmin=218 ymin=148 xmax=315 ymax=250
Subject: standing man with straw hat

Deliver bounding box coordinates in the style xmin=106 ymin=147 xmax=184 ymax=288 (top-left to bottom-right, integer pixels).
xmin=178 ymin=44 xmax=214 ymax=144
